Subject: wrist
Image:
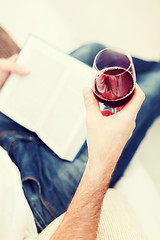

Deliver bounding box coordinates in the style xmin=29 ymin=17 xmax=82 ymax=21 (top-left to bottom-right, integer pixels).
xmin=87 ymin=154 xmax=117 ymax=175
xmin=84 ymin=160 xmax=113 ymax=189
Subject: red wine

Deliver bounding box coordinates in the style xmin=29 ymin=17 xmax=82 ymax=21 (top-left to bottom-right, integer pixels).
xmin=93 ymin=67 xmax=135 ymax=108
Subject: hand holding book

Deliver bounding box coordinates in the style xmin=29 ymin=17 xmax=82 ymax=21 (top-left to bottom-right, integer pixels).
xmin=0 ymin=35 xmax=91 ymax=161
xmin=83 ymin=85 xmax=145 ymax=174
xmin=0 ymin=54 xmax=29 ymax=88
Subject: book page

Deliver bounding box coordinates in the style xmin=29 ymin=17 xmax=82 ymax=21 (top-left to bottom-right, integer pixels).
xmin=38 ymin=70 xmax=87 ymax=160
xmin=0 ymin=49 xmax=68 ymax=131
xmin=0 ymin=35 xmax=91 ymax=161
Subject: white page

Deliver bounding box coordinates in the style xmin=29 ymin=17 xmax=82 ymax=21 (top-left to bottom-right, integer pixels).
xmin=0 ymin=39 xmax=68 ymax=131
xmin=0 ymin=35 xmax=91 ymax=161
xmin=0 ymin=55 xmax=60 ymax=131
xmin=38 ymin=67 xmax=88 ymax=160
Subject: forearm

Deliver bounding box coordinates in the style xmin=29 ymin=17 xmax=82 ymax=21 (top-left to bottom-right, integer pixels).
xmin=49 ymin=86 xmax=144 ymax=239
xmin=50 ymin=160 xmax=113 ymax=240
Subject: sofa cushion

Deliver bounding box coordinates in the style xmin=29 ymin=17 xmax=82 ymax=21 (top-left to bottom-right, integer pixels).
xmin=115 ymin=157 xmax=160 ymax=240
xmin=30 ymin=188 xmax=147 ymax=240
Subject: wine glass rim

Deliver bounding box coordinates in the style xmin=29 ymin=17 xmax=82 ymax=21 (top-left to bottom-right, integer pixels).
xmin=94 ymin=47 xmax=133 ymax=76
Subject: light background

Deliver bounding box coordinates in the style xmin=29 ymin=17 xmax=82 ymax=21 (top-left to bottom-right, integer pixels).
xmin=0 ymin=0 xmax=160 ymax=191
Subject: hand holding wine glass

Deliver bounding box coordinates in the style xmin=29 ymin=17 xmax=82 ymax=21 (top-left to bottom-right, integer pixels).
xmin=92 ymin=48 xmax=136 ymax=112
xmin=83 ymin=84 xmax=145 ymax=173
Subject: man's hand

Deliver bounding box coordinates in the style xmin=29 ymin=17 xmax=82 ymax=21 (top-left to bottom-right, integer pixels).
xmin=49 ymin=84 xmax=145 ymax=240
xmin=83 ymin=84 xmax=145 ymax=175
xmin=0 ymin=54 xmax=29 ymax=88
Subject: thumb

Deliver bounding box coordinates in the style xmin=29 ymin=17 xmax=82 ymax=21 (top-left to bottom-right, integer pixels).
xmin=83 ymin=88 xmax=101 ymax=117
xmin=0 ymin=58 xmax=30 ymax=75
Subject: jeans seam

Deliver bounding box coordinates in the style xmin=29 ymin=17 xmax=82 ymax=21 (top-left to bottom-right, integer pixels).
xmin=0 ymin=130 xmax=16 ymax=141
xmin=22 ymin=176 xmax=57 ymax=219
xmin=33 ymin=207 xmax=46 ymax=229
xmin=0 ymin=130 xmax=36 ymax=142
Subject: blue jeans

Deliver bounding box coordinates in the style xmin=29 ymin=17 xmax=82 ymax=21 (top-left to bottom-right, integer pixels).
xmin=0 ymin=43 xmax=159 ymax=232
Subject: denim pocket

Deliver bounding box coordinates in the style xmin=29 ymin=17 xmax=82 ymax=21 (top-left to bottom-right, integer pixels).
xmin=22 ymin=176 xmax=57 ymax=233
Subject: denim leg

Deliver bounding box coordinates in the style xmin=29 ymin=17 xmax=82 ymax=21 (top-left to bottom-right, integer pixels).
xmin=2 ymin=133 xmax=88 ymax=232
xmin=132 ymin=57 xmax=158 ymax=75
xmin=70 ymin=43 xmax=106 ymax=66
xmin=0 ymin=113 xmax=30 ymax=133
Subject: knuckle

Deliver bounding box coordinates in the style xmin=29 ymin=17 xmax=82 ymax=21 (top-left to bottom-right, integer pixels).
xmin=120 ymin=113 xmax=136 ymax=131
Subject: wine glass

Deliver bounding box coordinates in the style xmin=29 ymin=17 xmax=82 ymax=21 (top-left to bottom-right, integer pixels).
xmin=92 ymin=47 xmax=136 ymax=113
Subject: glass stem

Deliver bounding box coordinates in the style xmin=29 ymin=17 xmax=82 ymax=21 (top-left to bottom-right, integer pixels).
xmin=112 ymin=108 xmax=117 ymax=114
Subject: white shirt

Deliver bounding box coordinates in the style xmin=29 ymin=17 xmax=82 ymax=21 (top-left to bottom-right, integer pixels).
xmin=0 ymin=147 xmax=37 ymax=240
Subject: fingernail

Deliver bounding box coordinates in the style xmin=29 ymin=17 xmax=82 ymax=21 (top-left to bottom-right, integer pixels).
xmin=83 ymin=88 xmax=92 ymax=98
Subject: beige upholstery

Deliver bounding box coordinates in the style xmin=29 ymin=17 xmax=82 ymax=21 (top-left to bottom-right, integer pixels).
xmin=30 ymin=189 xmax=147 ymax=240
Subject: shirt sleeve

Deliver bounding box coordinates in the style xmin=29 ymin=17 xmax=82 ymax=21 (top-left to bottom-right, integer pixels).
xmin=0 ymin=147 xmax=37 ymax=240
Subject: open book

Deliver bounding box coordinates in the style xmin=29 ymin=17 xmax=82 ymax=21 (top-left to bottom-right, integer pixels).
xmin=0 ymin=35 xmax=92 ymax=161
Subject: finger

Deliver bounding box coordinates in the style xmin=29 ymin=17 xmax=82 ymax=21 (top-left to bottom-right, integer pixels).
xmin=83 ymin=88 xmax=101 ymax=117
xmin=0 ymin=58 xmax=30 ymax=75
xmin=121 ymin=84 xmax=145 ymax=118
xmin=101 ymin=109 xmax=113 ymax=117
xmin=9 ymin=54 xmax=18 ymax=61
